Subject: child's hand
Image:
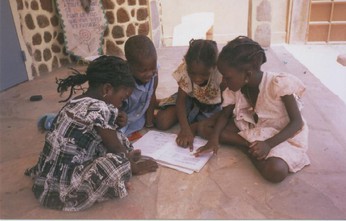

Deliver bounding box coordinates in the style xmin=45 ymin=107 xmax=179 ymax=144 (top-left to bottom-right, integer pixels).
xmin=116 ymin=111 xmax=128 ymax=128
xmin=145 ymin=121 xmax=154 ymax=128
xmin=176 ymin=129 xmax=194 ymax=151
xmin=194 ymin=141 xmax=219 ymax=157
xmin=248 ymin=141 xmax=271 ymax=160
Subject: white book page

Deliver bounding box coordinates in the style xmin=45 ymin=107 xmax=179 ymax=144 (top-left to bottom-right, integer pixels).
xmin=132 ymin=130 xmax=213 ymax=173
xmin=132 ymin=131 xmax=176 ymax=159
xmin=156 ymin=138 xmax=212 ymax=172
xmin=158 ymin=162 xmax=194 ymax=174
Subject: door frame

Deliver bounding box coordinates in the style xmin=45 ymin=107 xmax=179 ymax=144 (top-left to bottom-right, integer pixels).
xmin=8 ymin=0 xmax=33 ymax=80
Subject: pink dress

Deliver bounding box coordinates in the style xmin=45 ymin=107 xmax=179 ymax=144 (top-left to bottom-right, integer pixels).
xmin=222 ymin=71 xmax=310 ymax=172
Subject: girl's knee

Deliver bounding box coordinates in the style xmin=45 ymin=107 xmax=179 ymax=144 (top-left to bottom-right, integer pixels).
xmin=155 ymin=113 xmax=173 ymax=130
xmin=196 ymin=120 xmax=214 ymax=139
xmin=155 ymin=107 xmax=177 ymax=130
xmin=261 ymin=157 xmax=289 ymax=183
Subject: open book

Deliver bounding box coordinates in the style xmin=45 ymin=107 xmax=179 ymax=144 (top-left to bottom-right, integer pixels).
xmin=132 ymin=130 xmax=213 ymax=174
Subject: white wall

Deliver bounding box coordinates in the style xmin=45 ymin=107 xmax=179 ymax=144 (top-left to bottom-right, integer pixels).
xmin=160 ymin=0 xmax=249 ymax=46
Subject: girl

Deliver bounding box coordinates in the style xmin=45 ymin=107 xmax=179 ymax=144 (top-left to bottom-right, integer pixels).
xmin=25 ymin=56 xmax=158 ymax=211
xmin=37 ymin=35 xmax=159 ymax=141
xmin=156 ymin=39 xmax=225 ymax=150
xmin=194 ymin=36 xmax=310 ymax=183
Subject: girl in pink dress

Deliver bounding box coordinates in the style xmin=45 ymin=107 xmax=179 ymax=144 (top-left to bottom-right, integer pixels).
xmin=194 ymin=36 xmax=310 ymax=183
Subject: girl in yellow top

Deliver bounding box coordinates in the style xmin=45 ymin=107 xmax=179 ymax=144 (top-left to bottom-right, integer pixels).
xmin=156 ymin=39 xmax=225 ymax=150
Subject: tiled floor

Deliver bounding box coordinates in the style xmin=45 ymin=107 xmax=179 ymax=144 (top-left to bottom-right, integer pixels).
xmin=1 ymin=45 xmax=346 ymax=219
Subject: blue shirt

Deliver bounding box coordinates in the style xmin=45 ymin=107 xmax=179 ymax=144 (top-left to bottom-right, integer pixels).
xmin=120 ymin=75 xmax=155 ymax=136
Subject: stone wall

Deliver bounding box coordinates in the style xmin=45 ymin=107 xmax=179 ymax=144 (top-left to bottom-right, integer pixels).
xmin=15 ymin=0 xmax=155 ymax=78
xmin=16 ymin=0 xmax=71 ymax=78
xmin=250 ymin=0 xmax=289 ymax=47
xmin=102 ymin=0 xmax=151 ymax=57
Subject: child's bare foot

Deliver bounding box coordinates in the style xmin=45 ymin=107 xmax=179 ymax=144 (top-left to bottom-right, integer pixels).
xmin=128 ymin=149 xmax=141 ymax=162
xmin=125 ymin=181 xmax=132 ymax=191
xmin=131 ymin=156 xmax=158 ymax=175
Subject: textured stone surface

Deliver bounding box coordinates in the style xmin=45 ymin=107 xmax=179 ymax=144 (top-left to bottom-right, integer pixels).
xmin=337 ymin=54 xmax=346 ymax=66
xmin=15 ymin=0 xmax=152 ymax=78
xmin=1 ymin=46 xmax=346 ymax=219
xmin=256 ymin=0 xmax=271 ymax=22
xmin=254 ymin=23 xmax=271 ymax=47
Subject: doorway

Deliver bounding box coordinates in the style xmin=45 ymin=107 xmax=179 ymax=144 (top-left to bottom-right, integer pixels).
xmin=0 ymin=0 xmax=28 ymax=91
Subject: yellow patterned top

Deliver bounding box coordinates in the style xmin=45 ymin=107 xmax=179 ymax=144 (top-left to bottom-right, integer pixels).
xmin=172 ymin=61 xmax=223 ymax=105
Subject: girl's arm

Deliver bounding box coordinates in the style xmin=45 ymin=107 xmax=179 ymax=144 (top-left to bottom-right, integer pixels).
xmin=194 ymin=104 xmax=235 ymax=156
xmin=96 ymin=127 xmax=158 ymax=174
xmin=249 ymin=94 xmax=304 ymax=160
xmin=145 ymin=75 xmax=158 ymax=128
xmin=95 ymin=127 xmax=128 ymax=154
xmin=176 ymin=87 xmax=194 ymax=149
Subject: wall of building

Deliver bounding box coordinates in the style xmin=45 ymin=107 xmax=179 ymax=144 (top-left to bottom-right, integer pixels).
xmin=159 ymin=0 xmax=308 ymax=47
xmin=10 ymin=0 xmax=310 ymax=80
xmin=160 ymin=0 xmax=249 ymax=46
xmin=11 ymin=0 xmax=154 ymax=79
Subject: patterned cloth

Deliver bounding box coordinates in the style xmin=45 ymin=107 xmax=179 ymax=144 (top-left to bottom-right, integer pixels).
xmin=172 ymin=61 xmax=223 ymax=105
xmin=159 ymin=61 xmax=223 ymax=123
xmin=222 ymin=72 xmax=310 ymax=172
xmin=25 ymin=97 xmax=133 ymax=211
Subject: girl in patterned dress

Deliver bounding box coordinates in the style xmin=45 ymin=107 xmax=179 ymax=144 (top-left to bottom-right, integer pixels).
xmin=25 ymin=56 xmax=158 ymax=211
xmin=156 ymin=39 xmax=225 ymax=150
xmin=194 ymin=36 xmax=310 ymax=183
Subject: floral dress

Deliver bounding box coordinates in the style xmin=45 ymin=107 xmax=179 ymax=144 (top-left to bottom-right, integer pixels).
xmin=25 ymin=97 xmax=133 ymax=211
xmin=222 ymin=72 xmax=310 ymax=172
xmin=160 ymin=60 xmax=223 ymax=122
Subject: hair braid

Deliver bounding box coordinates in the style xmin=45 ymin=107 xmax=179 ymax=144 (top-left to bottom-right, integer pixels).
xmin=56 ymin=68 xmax=88 ymax=102
xmin=219 ymin=36 xmax=267 ymax=72
xmin=184 ymin=39 xmax=218 ymax=68
xmin=56 ymin=56 xmax=135 ymax=102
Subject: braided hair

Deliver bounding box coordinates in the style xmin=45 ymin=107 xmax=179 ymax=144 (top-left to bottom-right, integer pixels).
xmin=184 ymin=39 xmax=218 ymax=68
xmin=56 ymin=56 xmax=135 ymax=102
xmin=218 ymin=36 xmax=267 ymax=72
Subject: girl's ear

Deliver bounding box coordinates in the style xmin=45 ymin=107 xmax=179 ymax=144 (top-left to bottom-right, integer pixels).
xmin=245 ymin=70 xmax=252 ymax=80
xmin=102 ymin=83 xmax=114 ymax=97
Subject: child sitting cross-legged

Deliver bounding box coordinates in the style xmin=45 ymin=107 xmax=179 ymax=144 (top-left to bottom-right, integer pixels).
xmin=155 ymin=39 xmax=225 ymax=150
xmin=194 ymin=36 xmax=310 ymax=183
xmin=25 ymin=56 xmax=158 ymax=211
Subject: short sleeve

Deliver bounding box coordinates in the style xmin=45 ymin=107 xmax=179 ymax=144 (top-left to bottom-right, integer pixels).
xmin=86 ymin=102 xmax=118 ymax=130
xmin=172 ymin=61 xmax=192 ymax=94
xmin=222 ymin=88 xmax=236 ymax=107
xmin=271 ymin=74 xmax=306 ymax=99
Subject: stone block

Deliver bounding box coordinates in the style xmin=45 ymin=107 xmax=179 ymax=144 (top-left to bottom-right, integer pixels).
xmin=254 ymin=23 xmax=271 ymax=47
xmin=256 ymin=0 xmax=271 ymax=22
xmin=337 ymin=54 xmax=346 ymax=66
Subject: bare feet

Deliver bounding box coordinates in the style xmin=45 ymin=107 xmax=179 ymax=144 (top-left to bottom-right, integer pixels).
xmin=128 ymin=149 xmax=141 ymax=162
xmin=125 ymin=181 xmax=132 ymax=191
xmin=128 ymin=150 xmax=158 ymax=175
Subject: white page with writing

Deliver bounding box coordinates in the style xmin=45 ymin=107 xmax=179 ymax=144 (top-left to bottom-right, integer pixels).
xmin=133 ymin=130 xmax=213 ymax=173
xmin=132 ymin=131 xmax=176 ymax=159
xmin=155 ymin=137 xmax=212 ymax=172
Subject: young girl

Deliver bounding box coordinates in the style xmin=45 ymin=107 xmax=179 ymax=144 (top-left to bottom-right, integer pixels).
xmin=25 ymin=56 xmax=158 ymax=211
xmin=194 ymin=36 xmax=310 ymax=183
xmin=156 ymin=39 xmax=225 ymax=150
xmin=36 ymin=35 xmax=158 ymax=141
